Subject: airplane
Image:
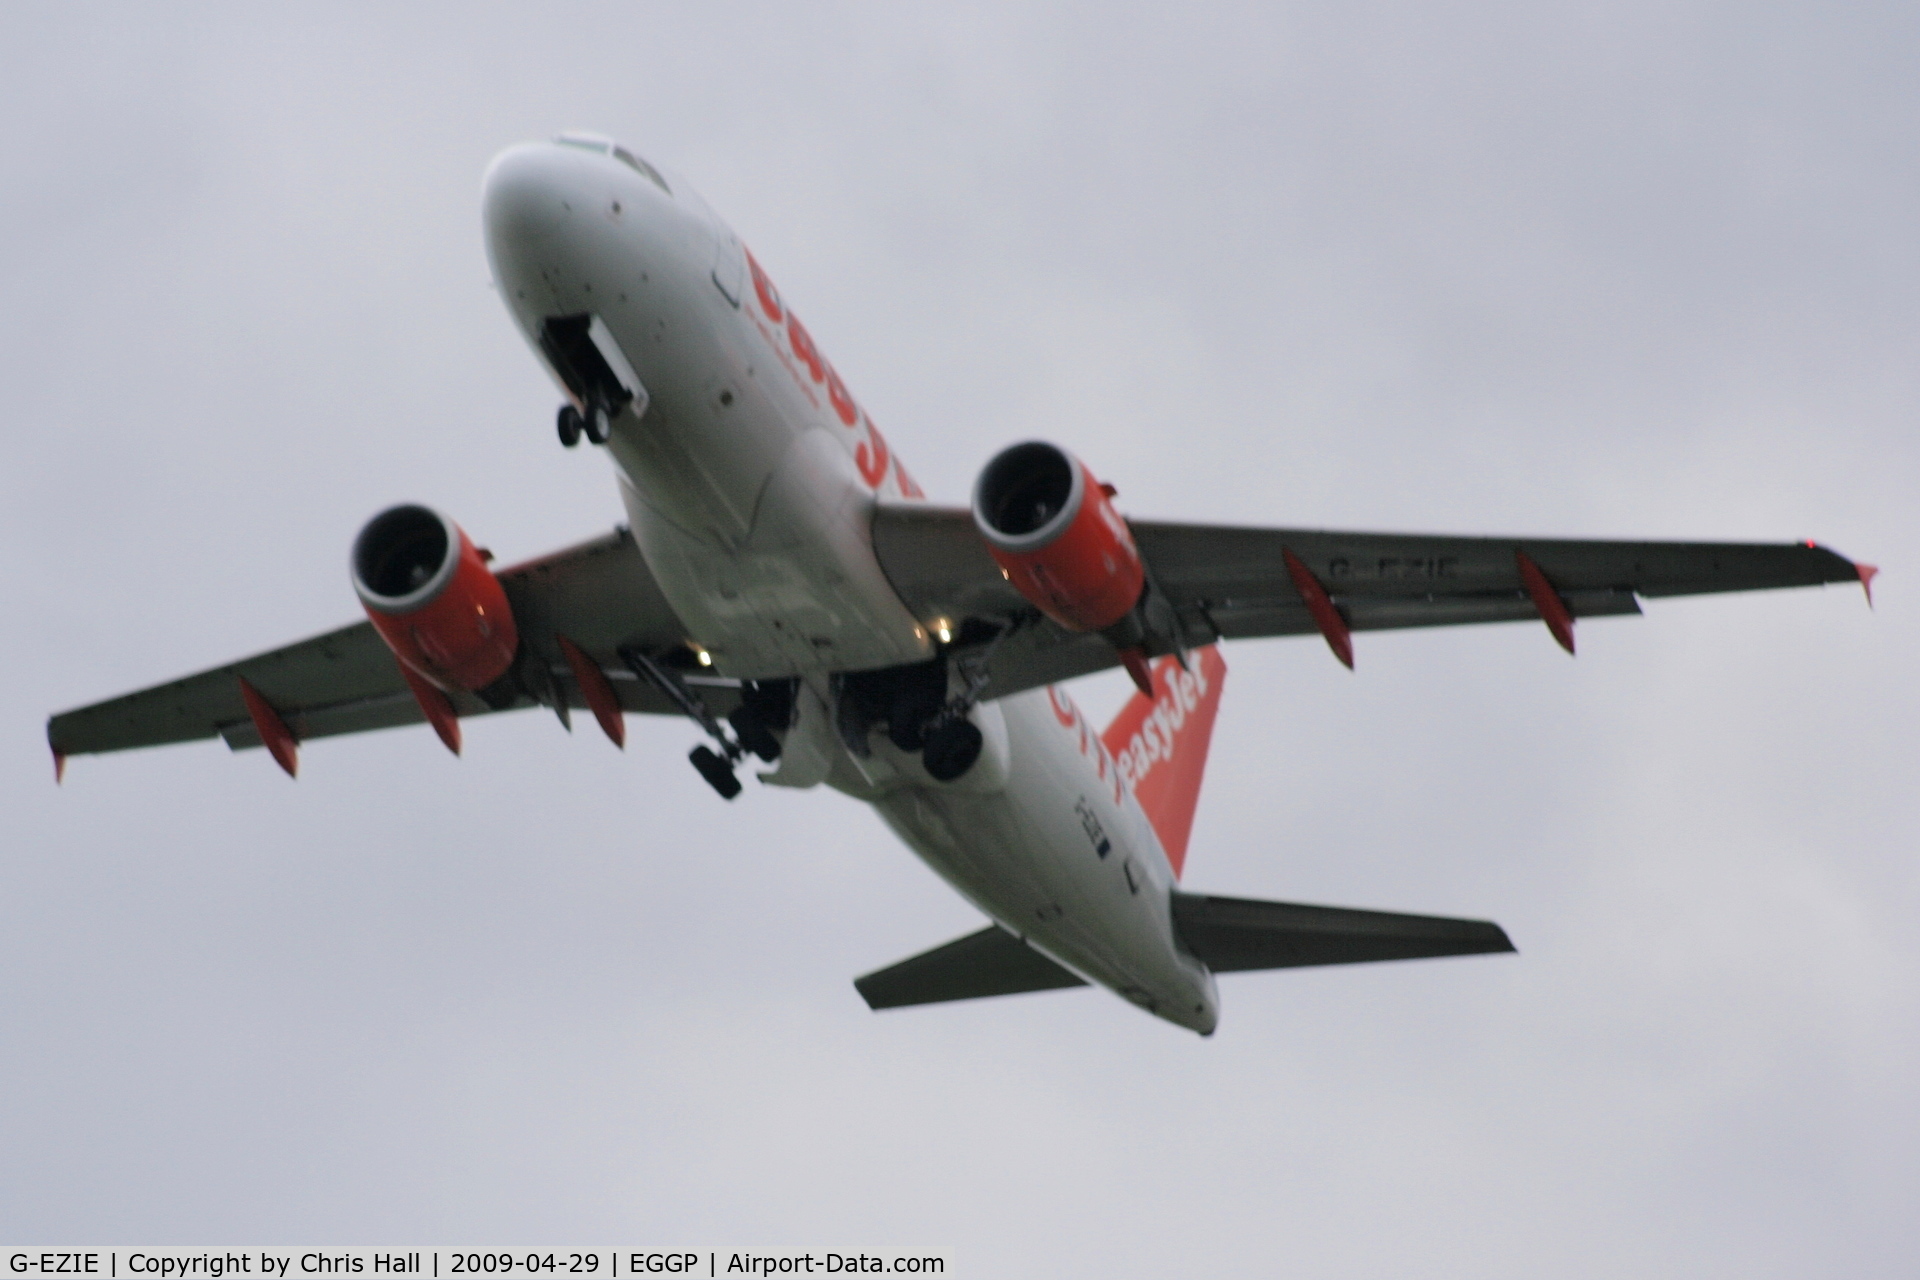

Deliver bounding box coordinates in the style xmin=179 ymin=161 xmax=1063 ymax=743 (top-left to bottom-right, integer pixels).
xmin=46 ymin=132 xmax=1876 ymax=1036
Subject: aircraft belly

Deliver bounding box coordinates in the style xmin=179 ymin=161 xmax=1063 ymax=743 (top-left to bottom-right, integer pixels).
xmin=615 ymin=435 xmax=931 ymax=677
xmin=591 ymin=278 xmax=926 ymax=675
xmin=861 ymin=690 xmax=1218 ymax=1033
xmin=596 ymin=275 xmax=785 ymax=539
xmin=737 ymin=429 xmax=932 ymax=672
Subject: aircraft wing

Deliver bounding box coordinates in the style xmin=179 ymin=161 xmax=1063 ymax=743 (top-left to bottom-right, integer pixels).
xmin=48 ymin=526 xmax=719 ymax=763
xmin=870 ymin=502 xmax=1871 ymax=700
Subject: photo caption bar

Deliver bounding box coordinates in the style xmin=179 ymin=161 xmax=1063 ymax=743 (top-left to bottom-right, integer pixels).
xmin=4 ymin=1251 xmax=949 ymax=1279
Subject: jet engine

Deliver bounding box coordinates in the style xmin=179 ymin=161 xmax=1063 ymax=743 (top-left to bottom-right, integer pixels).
xmin=972 ymin=441 xmax=1145 ymax=632
xmin=351 ymin=504 xmax=520 ymax=694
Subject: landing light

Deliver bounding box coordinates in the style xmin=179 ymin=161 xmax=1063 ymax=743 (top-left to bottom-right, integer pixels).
xmin=933 ymin=618 xmax=954 ymax=644
xmin=695 ymin=647 xmax=713 ymax=667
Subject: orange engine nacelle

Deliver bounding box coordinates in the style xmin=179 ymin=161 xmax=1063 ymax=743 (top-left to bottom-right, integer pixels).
xmin=972 ymin=441 xmax=1144 ymax=632
xmin=351 ymin=504 xmax=519 ymax=692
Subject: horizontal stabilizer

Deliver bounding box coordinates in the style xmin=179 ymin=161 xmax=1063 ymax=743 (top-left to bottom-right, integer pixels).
xmin=1172 ymin=891 xmax=1515 ymax=971
xmin=855 ymin=925 xmax=1086 ymax=1010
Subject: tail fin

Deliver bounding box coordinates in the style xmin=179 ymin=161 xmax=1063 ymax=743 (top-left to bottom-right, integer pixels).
xmin=1102 ymin=645 xmax=1226 ymax=878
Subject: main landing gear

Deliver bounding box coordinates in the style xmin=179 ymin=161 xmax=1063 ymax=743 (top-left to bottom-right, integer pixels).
xmin=836 ymin=624 xmax=1004 ymax=782
xmin=556 ymin=402 xmax=614 ymax=449
xmin=920 ymin=714 xmax=984 ymax=782
xmin=619 ymin=645 xmax=794 ymax=800
xmin=620 ymin=625 xmax=1007 ymax=795
xmin=688 ymin=744 xmax=743 ymax=800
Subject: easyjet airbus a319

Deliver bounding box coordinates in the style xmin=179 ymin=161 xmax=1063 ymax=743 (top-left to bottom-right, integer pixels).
xmin=48 ymin=135 xmax=1875 ymax=1035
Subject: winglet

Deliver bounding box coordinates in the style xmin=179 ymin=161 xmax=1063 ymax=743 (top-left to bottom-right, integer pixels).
xmin=558 ymin=634 xmax=626 ymax=748
xmin=1281 ymin=548 xmax=1354 ymax=669
xmin=237 ymin=677 xmax=299 ymax=778
xmin=1857 ymin=563 xmax=1878 ymax=608
xmin=1516 ymin=551 xmax=1576 ymax=655
xmin=52 ymin=746 xmax=66 ymax=785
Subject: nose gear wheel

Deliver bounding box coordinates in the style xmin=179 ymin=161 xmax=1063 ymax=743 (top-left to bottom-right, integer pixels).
xmin=583 ymin=401 xmax=613 ymax=444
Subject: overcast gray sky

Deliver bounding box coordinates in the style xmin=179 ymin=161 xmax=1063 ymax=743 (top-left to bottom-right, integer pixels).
xmin=4 ymin=4 xmax=1915 ymax=1275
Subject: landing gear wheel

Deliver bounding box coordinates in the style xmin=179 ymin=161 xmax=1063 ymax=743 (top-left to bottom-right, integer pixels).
xmin=885 ymin=660 xmax=950 ymax=752
xmin=689 ymin=745 xmax=742 ymax=799
xmin=886 ymin=715 xmax=926 ymax=753
xmin=921 ymin=715 xmax=983 ymax=782
xmin=556 ymin=404 xmax=584 ymax=448
xmin=727 ymin=705 xmax=782 ymax=763
xmin=583 ymin=403 xmax=613 ymax=445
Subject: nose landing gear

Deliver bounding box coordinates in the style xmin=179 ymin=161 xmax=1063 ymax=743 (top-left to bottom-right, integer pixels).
xmin=540 ymin=314 xmax=646 ymax=451
xmin=583 ymin=400 xmax=614 ymax=444
xmin=556 ymin=400 xmax=616 ymax=449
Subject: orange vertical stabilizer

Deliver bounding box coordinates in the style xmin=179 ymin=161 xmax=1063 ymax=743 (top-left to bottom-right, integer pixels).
xmin=1101 ymin=645 xmax=1227 ymax=879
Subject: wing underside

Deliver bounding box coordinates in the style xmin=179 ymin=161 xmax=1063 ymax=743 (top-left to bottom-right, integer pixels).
xmin=870 ymin=502 xmax=1867 ymax=701
xmin=52 ymin=504 xmax=1868 ymax=762
xmin=48 ymin=526 xmax=720 ymax=760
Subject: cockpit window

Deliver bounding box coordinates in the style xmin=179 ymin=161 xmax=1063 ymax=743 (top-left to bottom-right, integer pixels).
xmin=612 ymin=146 xmax=672 ymax=196
xmin=552 ymin=133 xmax=672 ymax=197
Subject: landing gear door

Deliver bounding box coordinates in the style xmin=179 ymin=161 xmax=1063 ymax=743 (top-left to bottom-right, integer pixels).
xmin=537 ymin=313 xmax=651 ymax=422
xmin=759 ymin=683 xmax=832 ymax=789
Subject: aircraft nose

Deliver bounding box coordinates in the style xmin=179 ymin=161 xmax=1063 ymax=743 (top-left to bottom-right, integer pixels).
xmin=481 ymin=142 xmax=583 ymax=266
xmin=482 ymin=138 xmax=690 ymax=327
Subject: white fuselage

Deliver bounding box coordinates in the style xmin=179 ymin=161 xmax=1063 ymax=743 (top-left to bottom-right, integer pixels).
xmin=482 ymin=138 xmax=1218 ymax=1034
